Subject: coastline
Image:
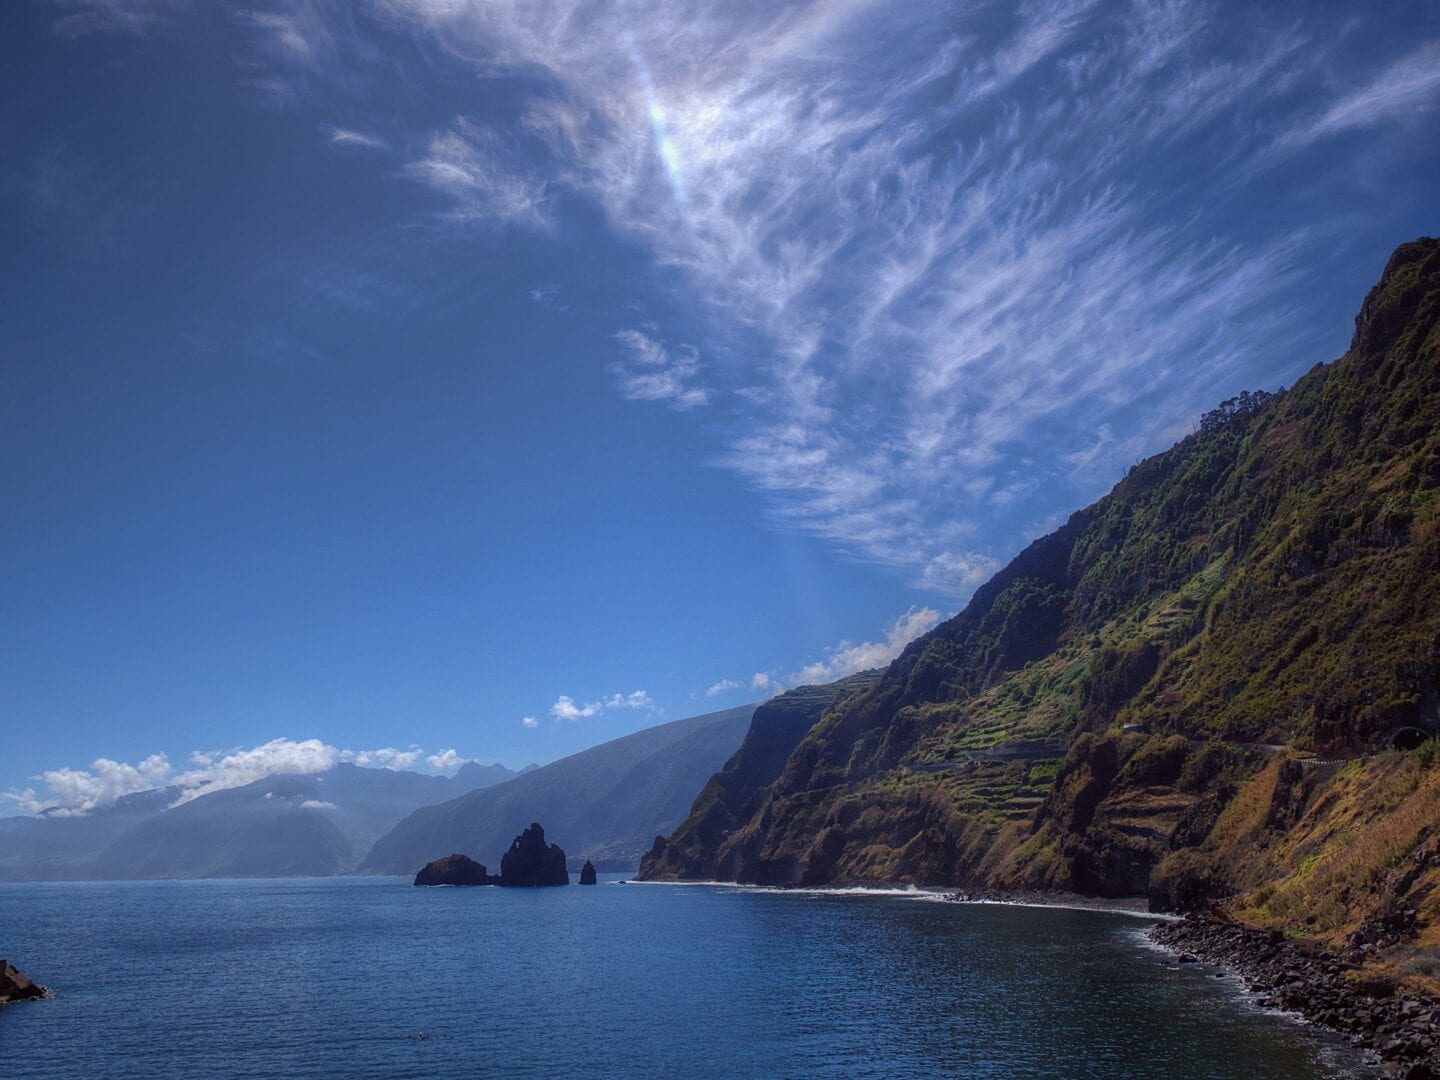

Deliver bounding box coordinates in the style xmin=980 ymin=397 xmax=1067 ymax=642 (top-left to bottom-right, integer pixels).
xmin=1148 ymin=917 xmax=1439 ymax=1078
xmin=630 ymin=877 xmax=1173 ymax=920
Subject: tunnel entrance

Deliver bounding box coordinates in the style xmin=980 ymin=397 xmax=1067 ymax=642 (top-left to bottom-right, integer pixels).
xmin=1391 ymin=727 xmax=1430 ymax=752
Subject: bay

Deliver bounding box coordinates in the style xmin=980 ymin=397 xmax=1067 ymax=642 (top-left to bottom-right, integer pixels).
xmin=0 ymin=877 xmax=1372 ymax=1077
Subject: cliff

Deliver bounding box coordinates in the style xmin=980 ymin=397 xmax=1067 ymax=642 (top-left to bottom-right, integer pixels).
xmin=638 ymin=673 xmax=880 ymax=880
xmin=642 ymin=239 xmax=1440 ymax=993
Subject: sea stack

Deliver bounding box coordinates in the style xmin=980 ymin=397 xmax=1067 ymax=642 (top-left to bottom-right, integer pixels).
xmin=579 ymin=860 xmax=597 ymax=885
xmin=413 ymin=853 xmax=499 ymax=887
xmin=499 ymin=822 xmax=569 ymax=886
xmin=0 ymin=960 xmax=49 ymax=1004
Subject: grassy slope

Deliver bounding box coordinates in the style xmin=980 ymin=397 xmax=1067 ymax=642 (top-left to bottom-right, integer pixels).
xmin=697 ymin=238 xmax=1440 ymax=990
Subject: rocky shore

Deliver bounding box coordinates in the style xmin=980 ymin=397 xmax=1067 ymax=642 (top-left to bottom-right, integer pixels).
xmin=1149 ymin=917 xmax=1440 ymax=1078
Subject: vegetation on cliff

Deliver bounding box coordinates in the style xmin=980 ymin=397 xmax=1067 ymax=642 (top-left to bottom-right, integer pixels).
xmin=644 ymin=238 xmax=1440 ymax=992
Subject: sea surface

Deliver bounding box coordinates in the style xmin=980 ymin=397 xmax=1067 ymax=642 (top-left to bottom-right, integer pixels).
xmin=0 ymin=876 xmax=1375 ymax=1078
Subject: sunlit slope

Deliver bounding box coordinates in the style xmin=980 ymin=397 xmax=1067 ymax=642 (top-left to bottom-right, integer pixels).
xmin=655 ymin=239 xmax=1440 ymax=974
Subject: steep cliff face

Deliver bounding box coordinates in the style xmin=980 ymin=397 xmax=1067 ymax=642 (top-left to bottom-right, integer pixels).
xmin=638 ymin=672 xmax=879 ymax=880
xmin=645 ymin=239 xmax=1440 ymax=984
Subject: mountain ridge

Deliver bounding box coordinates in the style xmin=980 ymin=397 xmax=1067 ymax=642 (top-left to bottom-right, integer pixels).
xmin=641 ymin=237 xmax=1440 ymax=995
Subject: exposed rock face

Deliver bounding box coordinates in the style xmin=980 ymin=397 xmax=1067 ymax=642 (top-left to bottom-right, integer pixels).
xmin=579 ymin=860 xmax=597 ymax=885
xmin=413 ymin=853 xmax=498 ymax=887
xmin=0 ymin=960 xmax=48 ymax=1004
xmin=499 ymin=823 xmax=569 ymax=886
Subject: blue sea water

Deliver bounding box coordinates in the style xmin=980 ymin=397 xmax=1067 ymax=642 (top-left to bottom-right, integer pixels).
xmin=0 ymin=876 xmax=1374 ymax=1078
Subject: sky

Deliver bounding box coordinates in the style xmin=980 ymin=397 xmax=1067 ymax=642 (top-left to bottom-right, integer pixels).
xmin=2 ymin=0 xmax=1438 ymax=815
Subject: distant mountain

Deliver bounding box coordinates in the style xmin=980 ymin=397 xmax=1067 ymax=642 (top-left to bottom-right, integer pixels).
xmin=0 ymin=761 xmax=517 ymax=881
xmin=360 ymin=706 xmax=756 ymax=875
xmin=0 ymin=787 xmax=180 ymax=881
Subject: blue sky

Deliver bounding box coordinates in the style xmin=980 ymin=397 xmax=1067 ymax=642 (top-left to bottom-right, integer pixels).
xmin=3 ymin=0 xmax=1438 ymax=814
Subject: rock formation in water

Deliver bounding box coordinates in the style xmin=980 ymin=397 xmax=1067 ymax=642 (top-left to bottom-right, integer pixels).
xmin=499 ymin=823 xmax=569 ymax=886
xmin=579 ymin=860 xmax=597 ymax=885
xmin=413 ymin=853 xmax=499 ymax=887
xmin=0 ymin=960 xmax=48 ymax=1004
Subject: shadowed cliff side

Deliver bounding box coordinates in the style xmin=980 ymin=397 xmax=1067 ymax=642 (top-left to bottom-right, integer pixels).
xmin=648 ymin=239 xmax=1440 ymax=996
xmin=638 ymin=672 xmax=880 ymax=880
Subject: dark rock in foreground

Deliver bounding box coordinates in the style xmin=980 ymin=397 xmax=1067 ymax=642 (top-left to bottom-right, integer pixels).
xmin=499 ymin=823 xmax=569 ymax=887
xmin=1 ymin=960 xmax=49 ymax=1004
xmin=414 ymin=853 xmax=499 ymax=887
xmin=579 ymin=860 xmax=597 ymax=885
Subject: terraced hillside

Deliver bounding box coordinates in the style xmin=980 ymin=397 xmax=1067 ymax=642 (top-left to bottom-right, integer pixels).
xmin=641 ymin=238 xmax=1440 ymax=991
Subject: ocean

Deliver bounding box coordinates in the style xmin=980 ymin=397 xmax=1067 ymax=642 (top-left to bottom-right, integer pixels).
xmin=0 ymin=876 xmax=1373 ymax=1077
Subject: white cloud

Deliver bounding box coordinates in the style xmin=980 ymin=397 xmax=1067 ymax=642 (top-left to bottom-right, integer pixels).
xmin=346 ymin=746 xmax=425 ymax=771
xmin=551 ymin=695 xmax=602 ymax=721
xmin=918 ymin=552 xmax=1001 ymax=596
xmin=1 ymin=753 xmax=173 ymax=817
xmin=789 ymin=607 xmax=942 ymax=685
xmin=521 ymin=715 xmax=540 ymax=729
xmin=4 ymin=736 xmax=487 ymax=815
xmin=750 ymin=672 xmax=784 ymax=698
xmin=711 ymin=607 xmax=944 ymax=701
xmin=425 ymin=748 xmax=469 ymax=772
xmin=300 ymin=799 xmax=337 ymax=810
xmin=550 ymin=689 xmax=658 ymax=722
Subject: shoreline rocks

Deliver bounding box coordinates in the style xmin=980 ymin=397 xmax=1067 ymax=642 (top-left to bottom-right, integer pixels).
xmin=414 ymin=853 xmax=500 ymax=887
xmin=1 ymin=960 xmax=49 ymax=1004
xmin=579 ymin=860 xmax=597 ymax=885
xmin=1150 ymin=917 xmax=1440 ymax=1078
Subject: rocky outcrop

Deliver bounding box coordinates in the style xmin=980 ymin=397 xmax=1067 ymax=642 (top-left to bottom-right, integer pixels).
xmin=579 ymin=860 xmax=597 ymax=885
xmin=0 ymin=960 xmax=48 ymax=1004
xmin=413 ymin=853 xmax=499 ymax=887
xmin=499 ymin=823 xmax=569 ymax=886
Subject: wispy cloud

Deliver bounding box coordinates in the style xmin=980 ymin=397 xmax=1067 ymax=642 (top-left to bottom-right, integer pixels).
xmin=609 ymin=329 xmax=709 ymax=410
xmin=43 ymin=0 xmax=184 ymax=38
xmin=405 ymin=119 xmax=552 ymax=227
xmin=324 ymin=125 xmax=388 ymax=152
xmin=369 ymin=0 xmax=1361 ymax=596
xmin=705 ymin=678 xmax=742 ymax=697
xmin=1286 ymin=40 xmax=1440 ymax=147
xmin=521 ymin=715 xmax=539 ymax=729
